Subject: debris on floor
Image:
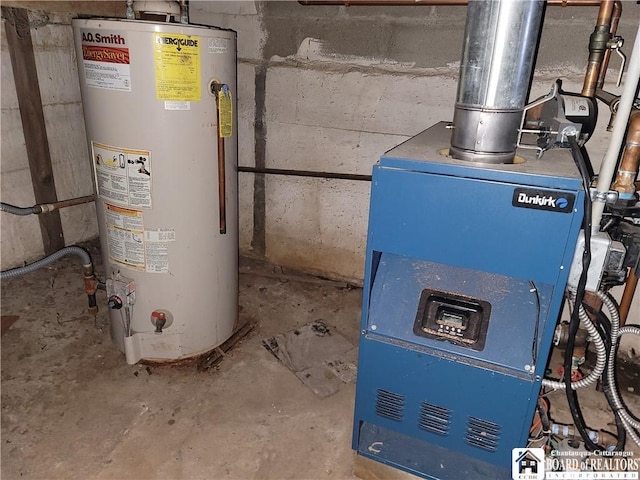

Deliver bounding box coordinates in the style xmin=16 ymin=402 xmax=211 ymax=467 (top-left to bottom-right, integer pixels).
xmin=262 ymin=319 xmax=357 ymax=398
xmin=197 ymin=321 xmax=256 ymax=371
xmin=1 ymin=315 xmax=20 ymax=335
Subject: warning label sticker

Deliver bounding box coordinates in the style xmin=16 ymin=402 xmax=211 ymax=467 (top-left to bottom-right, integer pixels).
xmin=92 ymin=142 xmax=152 ymax=209
xmin=144 ymin=229 xmax=175 ymax=273
xmin=153 ymin=33 xmax=201 ymax=101
xmin=103 ymin=205 xmax=174 ymax=273
xmin=104 ymin=204 xmax=145 ymax=270
xmin=81 ymin=29 xmax=131 ymax=91
xmin=218 ymin=85 xmax=233 ymax=138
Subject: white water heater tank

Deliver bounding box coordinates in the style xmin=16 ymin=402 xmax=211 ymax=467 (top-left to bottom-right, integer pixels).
xmin=72 ymin=18 xmax=237 ymax=364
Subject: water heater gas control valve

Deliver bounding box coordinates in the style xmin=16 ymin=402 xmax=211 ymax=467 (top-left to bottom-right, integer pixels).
xmin=106 ymin=275 xmax=136 ymax=309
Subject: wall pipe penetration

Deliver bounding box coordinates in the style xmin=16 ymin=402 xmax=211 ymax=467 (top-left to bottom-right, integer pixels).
xmin=237 ymin=166 xmax=372 ymax=182
xmin=0 ymin=194 xmax=95 ymax=215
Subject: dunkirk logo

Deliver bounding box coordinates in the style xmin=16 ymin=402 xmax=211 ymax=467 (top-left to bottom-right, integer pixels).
xmin=512 ymin=188 xmax=574 ymax=213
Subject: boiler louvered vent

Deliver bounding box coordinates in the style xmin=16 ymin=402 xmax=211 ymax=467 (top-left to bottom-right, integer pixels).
xmin=375 ymin=389 xmax=405 ymax=422
xmin=465 ymin=416 xmax=501 ymax=452
xmin=418 ymin=402 xmax=451 ymax=436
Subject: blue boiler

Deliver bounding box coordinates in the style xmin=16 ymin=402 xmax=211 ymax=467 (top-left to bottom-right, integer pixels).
xmin=352 ymin=122 xmax=585 ymax=479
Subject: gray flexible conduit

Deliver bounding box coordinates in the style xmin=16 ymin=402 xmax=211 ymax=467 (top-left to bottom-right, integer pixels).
xmin=598 ymin=293 xmax=640 ymax=447
xmin=1 ymin=202 xmax=38 ymax=216
xmin=1 ymin=246 xmax=92 ymax=280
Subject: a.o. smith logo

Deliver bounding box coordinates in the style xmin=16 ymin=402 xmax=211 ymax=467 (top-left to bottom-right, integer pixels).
xmin=512 ymin=187 xmax=575 ymax=213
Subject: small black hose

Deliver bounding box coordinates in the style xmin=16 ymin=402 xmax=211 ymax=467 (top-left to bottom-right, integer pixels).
xmin=537 ymin=398 xmax=551 ymax=432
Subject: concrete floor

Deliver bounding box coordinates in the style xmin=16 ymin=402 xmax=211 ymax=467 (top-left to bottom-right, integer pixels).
xmin=1 ymin=241 xmax=639 ymax=479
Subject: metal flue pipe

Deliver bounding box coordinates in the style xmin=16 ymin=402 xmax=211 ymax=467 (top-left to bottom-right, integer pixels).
xmin=449 ymin=0 xmax=546 ymax=164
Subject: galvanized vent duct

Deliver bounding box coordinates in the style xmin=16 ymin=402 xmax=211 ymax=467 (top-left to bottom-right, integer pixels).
xmin=450 ymin=0 xmax=546 ymax=164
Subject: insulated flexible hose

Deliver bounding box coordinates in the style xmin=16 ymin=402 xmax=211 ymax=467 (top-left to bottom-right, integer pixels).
xmin=1 ymin=202 xmax=38 ymax=216
xmin=542 ymin=300 xmax=607 ymax=390
xmin=0 ymin=246 xmax=92 ymax=280
xmin=620 ymin=325 xmax=640 ymax=337
xmin=1 ymin=246 xmax=98 ymax=315
xmin=606 ymin=316 xmax=640 ymax=442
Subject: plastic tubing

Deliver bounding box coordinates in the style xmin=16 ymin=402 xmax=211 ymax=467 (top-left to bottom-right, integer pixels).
xmin=542 ymin=300 xmax=607 ymax=390
xmin=1 ymin=246 xmax=92 ymax=280
xmin=1 ymin=202 xmax=38 ymax=216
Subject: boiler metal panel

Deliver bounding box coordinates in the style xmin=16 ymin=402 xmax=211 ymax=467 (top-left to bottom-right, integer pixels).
xmin=354 ymin=337 xmax=533 ymax=479
xmin=353 ymin=122 xmax=584 ymax=479
xmin=366 ymin=255 xmax=554 ymax=373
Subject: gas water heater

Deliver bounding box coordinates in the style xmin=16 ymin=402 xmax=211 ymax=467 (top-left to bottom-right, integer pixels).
xmin=72 ymin=12 xmax=238 ymax=364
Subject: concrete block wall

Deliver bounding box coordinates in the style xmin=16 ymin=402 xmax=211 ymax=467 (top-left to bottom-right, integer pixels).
xmin=252 ymin=1 xmax=639 ymax=284
xmin=1 ymin=2 xmax=639 ymax=339
xmin=1 ymin=11 xmax=97 ymax=270
xmin=192 ymin=1 xmax=639 ymax=355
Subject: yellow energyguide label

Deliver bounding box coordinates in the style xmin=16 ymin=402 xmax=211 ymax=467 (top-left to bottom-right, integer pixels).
xmin=153 ymin=33 xmax=201 ymax=101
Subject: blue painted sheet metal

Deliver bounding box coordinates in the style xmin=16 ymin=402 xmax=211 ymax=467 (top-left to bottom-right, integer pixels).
xmin=380 ymin=122 xmax=583 ymax=191
xmin=368 ymin=166 xmax=585 ymax=284
xmin=356 ymin=423 xmax=511 ymax=480
xmin=353 ymin=337 xmax=537 ymax=473
xmin=353 ymin=124 xmax=585 ymax=479
xmin=367 ymin=253 xmax=553 ymax=373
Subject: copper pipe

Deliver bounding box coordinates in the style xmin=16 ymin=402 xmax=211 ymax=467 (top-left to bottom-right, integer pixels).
xmin=611 ymin=110 xmax=640 ymax=198
xmin=619 ymin=266 xmax=638 ymax=326
xmin=211 ymin=84 xmax=227 ymax=235
xmin=300 ymin=0 xmax=605 ymax=6
xmin=35 ymin=194 xmax=95 ymax=213
xmin=597 ymin=1 xmax=621 ymax=88
xmin=581 ymin=0 xmax=616 ymax=97
xmin=582 ymin=291 xmax=604 ymax=325
xmin=217 ymin=131 xmax=226 ymax=235
xmin=595 ymin=0 xmax=615 ymax=24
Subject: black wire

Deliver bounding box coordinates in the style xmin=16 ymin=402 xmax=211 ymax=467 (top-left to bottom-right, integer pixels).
xmin=579 ymin=144 xmax=595 ymax=182
xmin=595 ymin=287 xmax=630 ymax=450
xmin=530 ymin=281 xmax=541 ymax=365
xmin=601 ymin=332 xmax=627 ymax=451
xmin=565 ymin=135 xmax=602 ymax=451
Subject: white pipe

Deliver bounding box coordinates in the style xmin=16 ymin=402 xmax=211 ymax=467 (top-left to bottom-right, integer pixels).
xmin=592 ymin=25 xmax=640 ymax=232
